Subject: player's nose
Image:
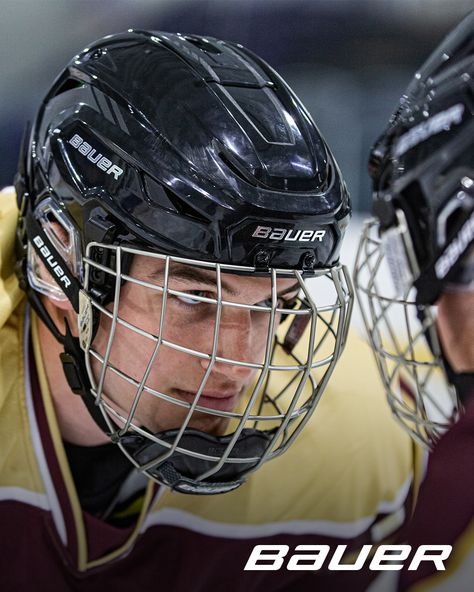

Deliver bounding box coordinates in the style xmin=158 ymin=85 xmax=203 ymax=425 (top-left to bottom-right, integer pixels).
xmin=200 ymin=307 xmax=264 ymax=379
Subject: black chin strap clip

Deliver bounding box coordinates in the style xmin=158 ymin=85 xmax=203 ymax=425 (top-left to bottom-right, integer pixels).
xmin=60 ymin=320 xmax=112 ymax=434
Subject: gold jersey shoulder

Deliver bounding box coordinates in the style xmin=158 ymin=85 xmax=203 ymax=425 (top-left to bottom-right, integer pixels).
xmin=0 ymin=187 xmax=43 ymax=493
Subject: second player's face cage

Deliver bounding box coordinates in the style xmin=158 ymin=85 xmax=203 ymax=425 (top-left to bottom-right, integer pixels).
xmin=78 ymin=243 xmax=353 ymax=494
xmin=354 ymin=218 xmax=459 ymax=448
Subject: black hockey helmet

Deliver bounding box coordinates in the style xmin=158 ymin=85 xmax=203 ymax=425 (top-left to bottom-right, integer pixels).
xmin=354 ymin=12 xmax=474 ymax=447
xmin=19 ymin=31 xmax=349 ymax=279
xmin=368 ymin=11 xmax=474 ymax=305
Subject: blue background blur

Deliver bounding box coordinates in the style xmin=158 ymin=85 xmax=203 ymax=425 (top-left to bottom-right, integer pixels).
xmin=1 ymin=0 xmax=471 ymax=211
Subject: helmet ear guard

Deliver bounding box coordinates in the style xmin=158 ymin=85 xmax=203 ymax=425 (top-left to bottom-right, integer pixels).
xmin=20 ymin=197 xmax=81 ymax=312
xmin=26 ymin=197 xmax=83 ymax=304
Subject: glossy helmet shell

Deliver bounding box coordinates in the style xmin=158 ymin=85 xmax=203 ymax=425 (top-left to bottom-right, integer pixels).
xmin=368 ymin=12 xmax=474 ymax=304
xmin=25 ymin=30 xmax=350 ymax=275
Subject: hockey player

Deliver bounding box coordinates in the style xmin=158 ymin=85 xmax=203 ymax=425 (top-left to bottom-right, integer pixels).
xmin=0 ymin=31 xmax=421 ymax=590
xmin=355 ymin=11 xmax=474 ymax=591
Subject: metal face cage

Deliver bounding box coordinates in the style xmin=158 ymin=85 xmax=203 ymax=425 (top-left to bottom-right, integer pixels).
xmin=79 ymin=243 xmax=353 ymax=494
xmin=354 ymin=219 xmax=459 ymax=448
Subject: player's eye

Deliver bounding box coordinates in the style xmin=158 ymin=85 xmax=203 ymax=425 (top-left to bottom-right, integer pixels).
xmin=256 ymin=296 xmax=299 ymax=309
xmin=175 ymin=290 xmax=214 ymax=306
xmin=257 ymin=297 xmax=277 ymax=308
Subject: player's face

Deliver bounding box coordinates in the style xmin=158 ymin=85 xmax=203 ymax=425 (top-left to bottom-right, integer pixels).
xmin=91 ymin=256 xmax=299 ymax=436
xmin=437 ymin=290 xmax=474 ymax=373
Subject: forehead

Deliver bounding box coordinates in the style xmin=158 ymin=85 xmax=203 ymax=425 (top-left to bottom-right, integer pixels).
xmin=130 ymin=255 xmax=299 ymax=296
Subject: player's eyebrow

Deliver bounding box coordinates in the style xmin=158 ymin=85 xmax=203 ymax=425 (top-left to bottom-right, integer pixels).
xmin=148 ymin=264 xmax=300 ymax=300
xmin=161 ymin=265 xmax=238 ymax=295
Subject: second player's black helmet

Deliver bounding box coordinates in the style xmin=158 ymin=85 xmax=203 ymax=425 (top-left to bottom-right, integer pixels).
xmin=368 ymin=12 xmax=474 ymax=304
xmin=354 ymin=12 xmax=474 ymax=447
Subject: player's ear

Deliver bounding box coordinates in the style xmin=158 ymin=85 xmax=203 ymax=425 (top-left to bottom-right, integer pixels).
xmin=40 ymin=288 xmax=79 ymax=341
xmin=47 ymin=291 xmax=75 ymax=311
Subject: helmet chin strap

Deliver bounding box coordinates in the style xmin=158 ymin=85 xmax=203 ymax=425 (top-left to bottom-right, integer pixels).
xmin=23 ymin=285 xmax=113 ymax=435
xmin=60 ymin=321 xmax=112 ymax=434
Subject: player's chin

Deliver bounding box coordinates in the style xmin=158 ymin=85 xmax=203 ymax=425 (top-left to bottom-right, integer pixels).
xmin=194 ymin=413 xmax=231 ymax=435
xmin=194 ymin=413 xmax=231 ymax=436
xmin=133 ymin=400 xmax=229 ymax=435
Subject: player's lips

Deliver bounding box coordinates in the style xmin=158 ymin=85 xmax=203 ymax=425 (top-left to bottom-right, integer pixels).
xmin=173 ymin=388 xmax=241 ymax=411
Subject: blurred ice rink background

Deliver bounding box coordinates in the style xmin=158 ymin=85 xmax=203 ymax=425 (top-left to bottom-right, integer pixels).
xmin=0 ymin=0 xmax=471 ymax=330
